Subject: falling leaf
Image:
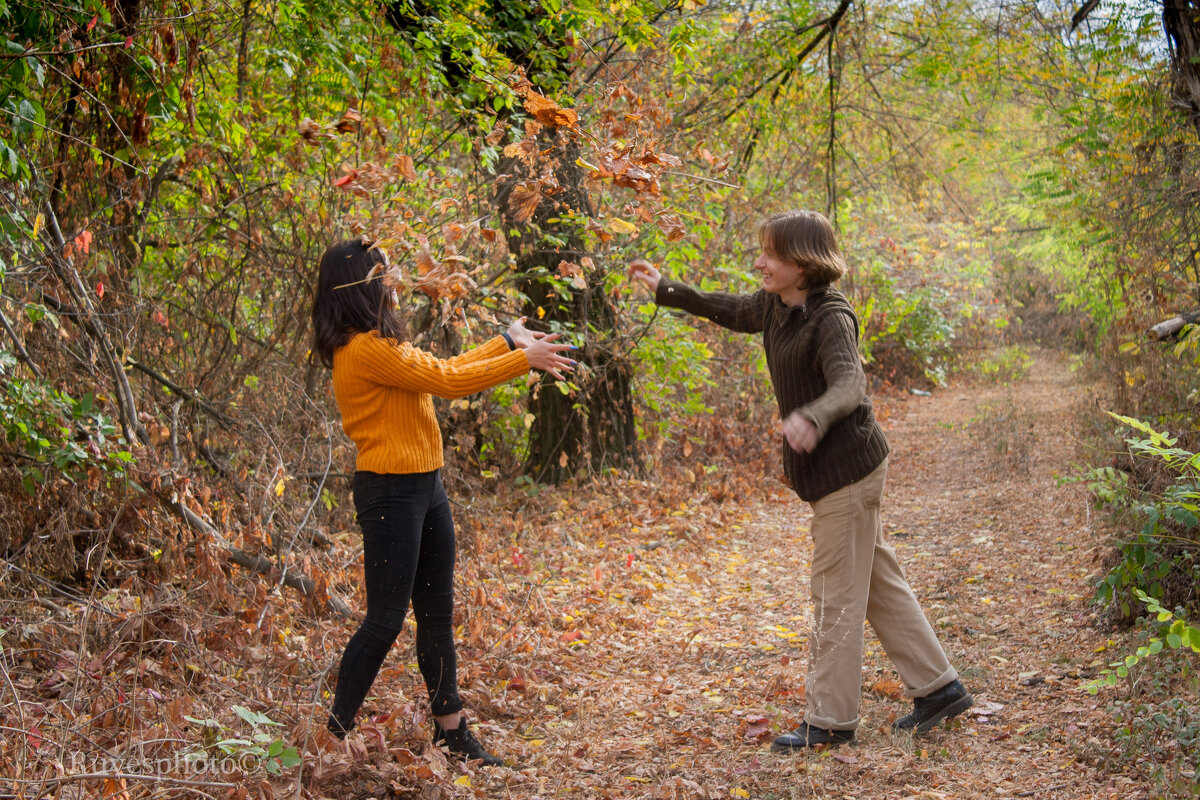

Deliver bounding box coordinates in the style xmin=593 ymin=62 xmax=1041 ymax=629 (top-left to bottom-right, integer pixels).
xmin=484 ymin=123 xmax=506 ymax=146
xmin=480 ymin=227 xmax=497 ymax=242
xmin=522 ymin=90 xmax=578 ymax=129
xmin=503 ymin=138 xmax=539 ymax=165
xmin=658 ymin=213 xmax=687 ymax=242
xmin=395 ymin=154 xmax=417 ymax=181
xmin=96 ymin=281 xmax=105 ymax=299
xmin=335 ymin=108 xmax=361 ymax=134
xmin=414 ymin=247 xmax=435 ymax=277
xmin=508 ymin=183 xmax=542 ymax=224
xmin=606 ymin=217 xmax=638 ymax=235
xmin=557 ymin=260 xmax=587 ymax=290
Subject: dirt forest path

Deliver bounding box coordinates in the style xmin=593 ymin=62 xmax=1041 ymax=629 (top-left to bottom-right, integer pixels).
xmin=446 ymin=347 xmax=1143 ymax=800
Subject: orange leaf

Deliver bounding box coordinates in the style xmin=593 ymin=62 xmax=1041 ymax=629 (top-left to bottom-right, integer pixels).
xmin=869 ymin=678 xmax=904 ymax=699
xmin=508 ymin=183 xmax=542 ymax=224
xmin=522 ymin=90 xmax=578 ymax=129
xmin=414 ymin=247 xmax=435 ymax=277
xmin=395 ymin=154 xmax=417 ymax=181
xmin=335 ymin=108 xmax=361 ymax=134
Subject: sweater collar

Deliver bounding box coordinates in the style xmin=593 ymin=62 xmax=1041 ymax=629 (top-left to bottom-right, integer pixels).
xmin=774 ymin=282 xmax=833 ymax=317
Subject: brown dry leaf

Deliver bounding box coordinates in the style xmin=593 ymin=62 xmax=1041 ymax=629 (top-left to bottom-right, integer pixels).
xmin=480 ymin=227 xmax=497 ymax=242
xmin=443 ymin=222 xmax=465 ymax=243
xmin=657 ymin=213 xmax=687 ymax=242
xmin=297 ymin=118 xmax=321 ymax=142
xmin=395 ymin=154 xmax=417 ymax=181
xmin=335 ymin=108 xmax=361 ymax=134
xmin=869 ymin=678 xmax=904 ymax=699
xmin=503 ymin=138 xmax=539 ymax=166
xmin=414 ymin=247 xmax=435 ymax=277
xmin=484 ymin=122 xmax=506 ymax=146
xmin=508 ymin=183 xmax=542 ymax=224
xmin=586 ymin=219 xmax=613 ymax=243
xmin=557 ymin=260 xmax=587 ymax=290
xmin=523 ymin=90 xmax=579 ymax=129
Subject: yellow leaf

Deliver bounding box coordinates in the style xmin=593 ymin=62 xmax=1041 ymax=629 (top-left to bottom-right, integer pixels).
xmin=536 ymin=305 xmax=546 ymax=319
xmin=33 ymin=213 xmax=44 ymax=239
xmin=275 ymin=479 xmax=286 ymax=496
xmin=453 ymin=775 xmax=471 ymax=786
xmin=606 ymin=217 xmax=638 ymax=235
xmin=731 ymin=790 xmax=750 ymax=798
xmin=524 ymin=413 xmax=535 ymax=428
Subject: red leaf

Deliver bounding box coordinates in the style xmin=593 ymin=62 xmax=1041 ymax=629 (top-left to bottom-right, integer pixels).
xmin=87 ymin=14 xmax=98 ymax=32
xmin=332 ymin=171 xmax=356 ymax=188
xmin=95 ymin=281 xmax=105 ymax=299
xmin=124 ymin=36 xmax=133 ymax=49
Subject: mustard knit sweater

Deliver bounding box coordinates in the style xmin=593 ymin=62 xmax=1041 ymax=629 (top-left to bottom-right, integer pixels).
xmin=332 ymin=332 xmax=530 ymax=474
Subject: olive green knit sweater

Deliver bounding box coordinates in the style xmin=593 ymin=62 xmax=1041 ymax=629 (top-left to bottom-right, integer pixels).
xmin=655 ymin=278 xmax=888 ymax=501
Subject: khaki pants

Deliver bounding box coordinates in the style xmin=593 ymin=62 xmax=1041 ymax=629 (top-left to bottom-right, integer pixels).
xmin=804 ymin=457 xmax=956 ymax=730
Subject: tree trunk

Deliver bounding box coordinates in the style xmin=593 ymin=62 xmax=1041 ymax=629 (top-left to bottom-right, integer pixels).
xmin=494 ymin=134 xmax=638 ymax=483
xmin=1164 ymin=0 xmax=1200 ymax=139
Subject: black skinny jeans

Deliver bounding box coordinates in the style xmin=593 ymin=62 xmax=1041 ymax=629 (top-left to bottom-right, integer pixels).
xmin=328 ymin=470 xmax=462 ymax=736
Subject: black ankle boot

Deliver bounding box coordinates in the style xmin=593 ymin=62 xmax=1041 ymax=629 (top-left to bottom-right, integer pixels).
xmin=771 ymin=721 xmax=856 ymax=751
xmin=433 ymin=717 xmax=504 ymax=767
xmin=892 ymin=679 xmax=974 ymax=734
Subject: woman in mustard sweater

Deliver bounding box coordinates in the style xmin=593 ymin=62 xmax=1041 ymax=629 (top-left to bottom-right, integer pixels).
xmin=311 ymin=239 xmax=573 ymax=765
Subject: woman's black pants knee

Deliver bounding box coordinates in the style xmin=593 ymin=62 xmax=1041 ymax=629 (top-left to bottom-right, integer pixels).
xmin=328 ymin=470 xmax=462 ymax=736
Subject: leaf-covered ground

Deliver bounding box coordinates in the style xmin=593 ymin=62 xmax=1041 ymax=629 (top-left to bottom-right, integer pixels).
xmin=3 ymin=349 xmax=1189 ymax=798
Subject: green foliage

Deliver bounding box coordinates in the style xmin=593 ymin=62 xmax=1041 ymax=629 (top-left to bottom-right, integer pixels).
xmin=184 ymin=706 xmax=300 ymax=776
xmin=971 ymin=345 xmax=1034 ymax=384
xmin=1087 ymin=589 xmax=1200 ymax=692
xmin=1082 ymin=414 xmax=1200 ymax=618
xmin=629 ymin=302 xmax=715 ymax=439
xmin=856 ymin=270 xmax=956 ymax=386
xmin=0 ymin=351 xmax=133 ymax=493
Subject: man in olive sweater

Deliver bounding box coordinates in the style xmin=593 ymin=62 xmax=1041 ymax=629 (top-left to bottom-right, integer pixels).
xmin=629 ymin=210 xmax=972 ymax=749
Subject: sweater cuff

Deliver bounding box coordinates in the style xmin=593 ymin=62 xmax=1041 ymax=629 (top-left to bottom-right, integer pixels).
xmin=655 ymin=278 xmax=684 ymax=307
xmin=501 ymin=332 xmax=516 ymax=350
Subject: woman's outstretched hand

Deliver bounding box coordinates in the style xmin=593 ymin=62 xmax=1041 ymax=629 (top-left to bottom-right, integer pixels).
xmin=523 ymin=333 xmax=575 ymax=381
xmin=782 ymin=410 xmax=819 ymax=453
xmin=506 ymin=316 xmax=545 ymax=349
xmin=627 ymin=258 xmax=661 ymax=293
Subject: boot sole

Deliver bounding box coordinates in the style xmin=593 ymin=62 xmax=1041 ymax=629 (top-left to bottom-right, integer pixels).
xmin=911 ymin=693 xmax=975 ymax=735
xmin=770 ymin=736 xmax=856 ymax=752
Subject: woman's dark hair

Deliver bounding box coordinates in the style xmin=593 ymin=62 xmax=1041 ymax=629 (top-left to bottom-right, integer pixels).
xmin=311 ymin=239 xmax=407 ymax=368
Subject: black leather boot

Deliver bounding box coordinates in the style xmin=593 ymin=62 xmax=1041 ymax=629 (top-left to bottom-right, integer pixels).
xmin=433 ymin=717 xmax=504 ymax=767
xmin=892 ymin=679 xmax=974 ymax=734
xmin=771 ymin=721 xmax=856 ymax=751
